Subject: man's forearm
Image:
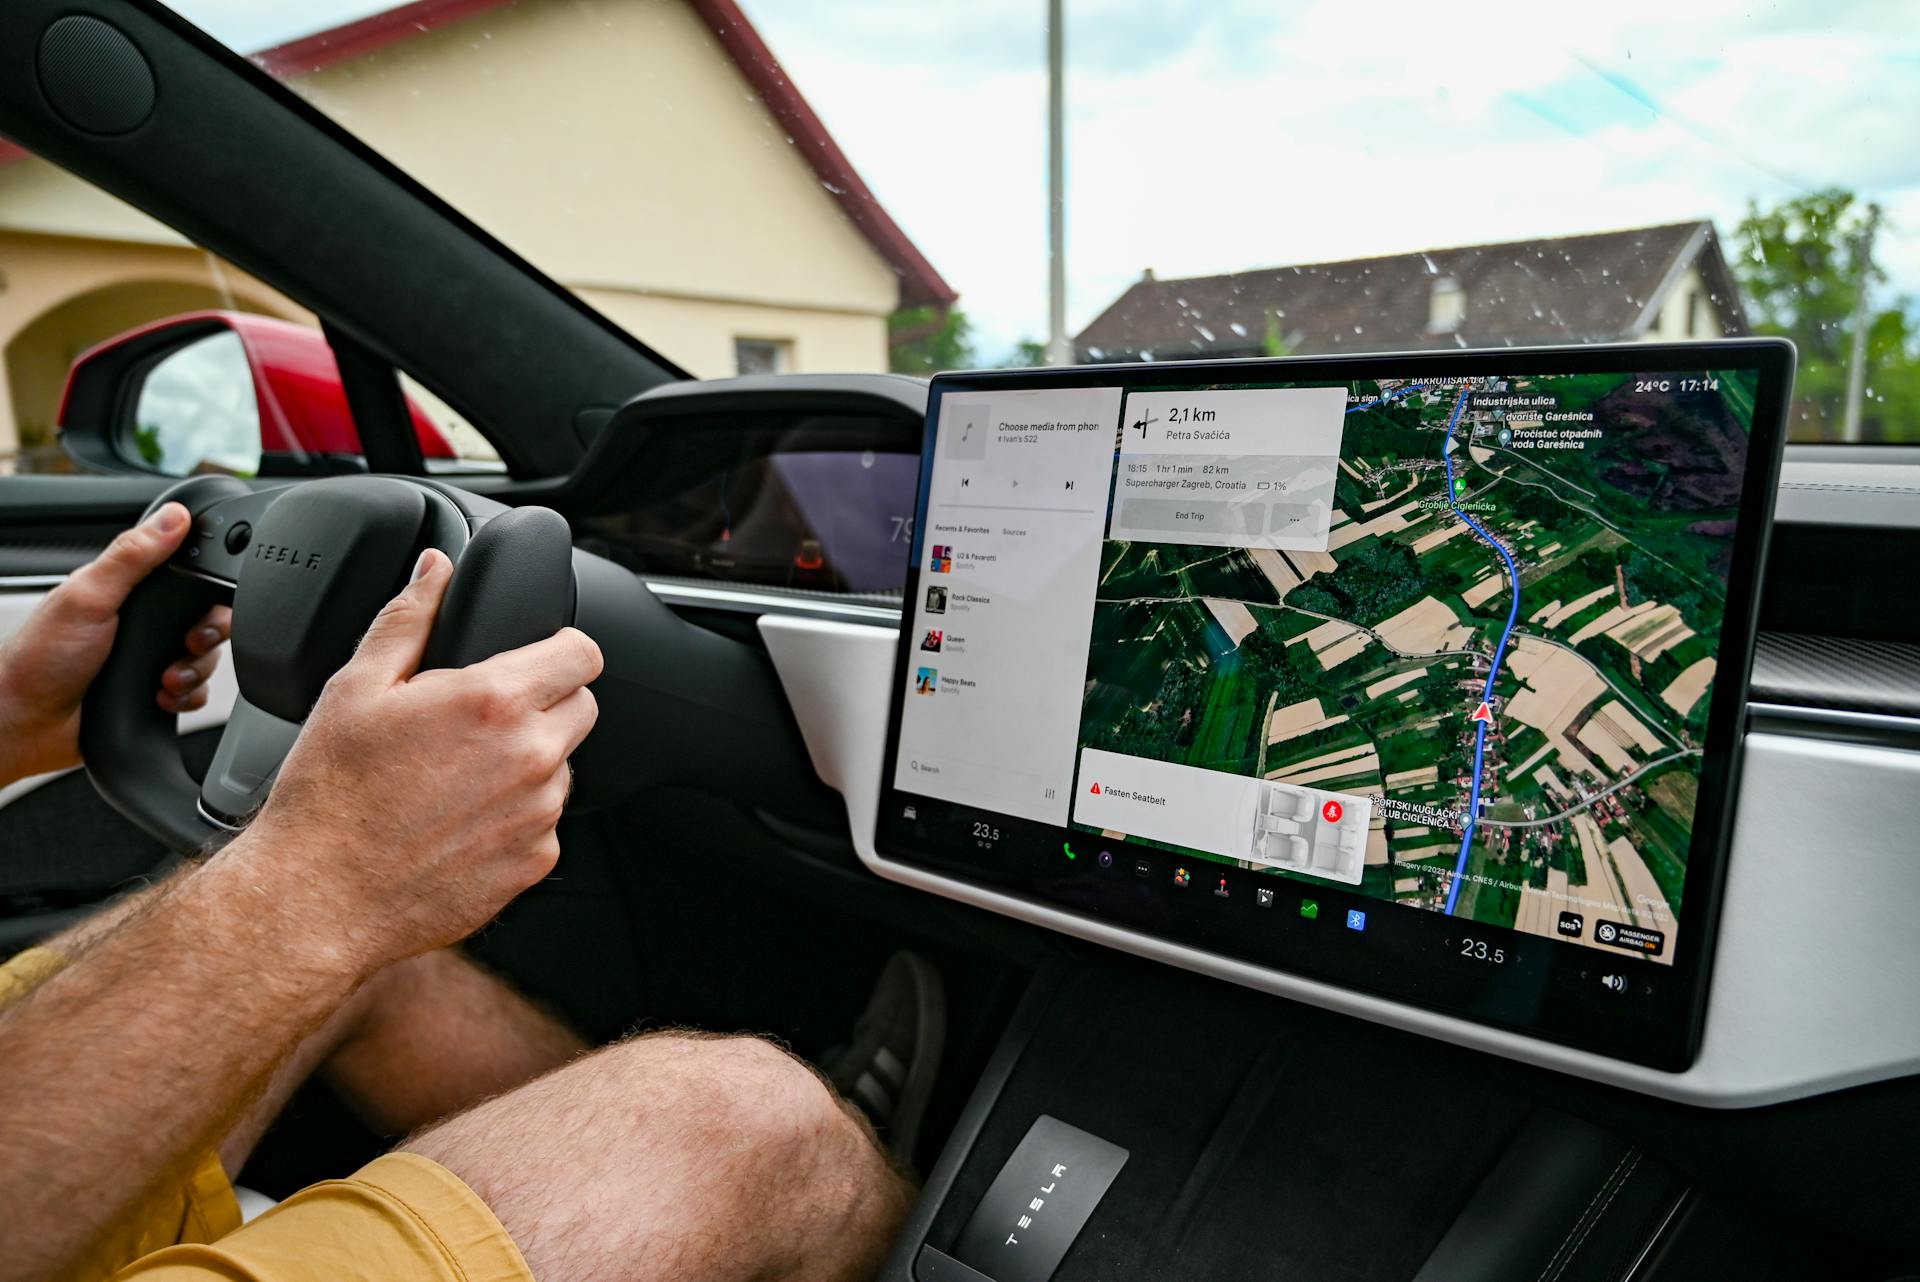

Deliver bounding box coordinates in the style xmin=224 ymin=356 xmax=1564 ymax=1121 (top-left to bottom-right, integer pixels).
xmin=0 ymin=836 xmax=369 ymax=1282
xmin=33 ymin=867 xmax=179 ymax=959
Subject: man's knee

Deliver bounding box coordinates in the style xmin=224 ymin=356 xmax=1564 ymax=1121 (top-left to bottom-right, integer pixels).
xmin=401 ymin=1030 xmax=910 ymax=1282
xmin=405 ymin=1028 xmax=893 ymax=1192
xmin=601 ymin=1031 xmax=878 ymax=1169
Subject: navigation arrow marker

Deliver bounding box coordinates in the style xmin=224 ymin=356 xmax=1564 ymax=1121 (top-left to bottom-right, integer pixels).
xmin=1444 ymin=435 xmax=1459 ymax=455
xmin=1470 ymin=702 xmax=1494 ymax=725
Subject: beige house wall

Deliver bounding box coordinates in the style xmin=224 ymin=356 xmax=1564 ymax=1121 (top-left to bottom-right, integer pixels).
xmin=293 ymin=0 xmax=899 ymax=319
xmin=1639 ymin=263 xmax=1726 ymax=341
xmin=0 ymin=154 xmax=184 ymax=246
xmin=579 ymin=286 xmax=887 ymax=378
xmin=0 ymin=0 xmax=903 ymax=455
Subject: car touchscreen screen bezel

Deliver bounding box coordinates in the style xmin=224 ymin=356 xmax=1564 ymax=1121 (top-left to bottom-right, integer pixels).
xmin=873 ymin=341 xmax=1791 ymax=1070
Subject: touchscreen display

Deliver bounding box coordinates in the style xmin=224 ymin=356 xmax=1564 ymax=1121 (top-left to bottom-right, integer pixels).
xmin=875 ymin=346 xmax=1787 ymax=1068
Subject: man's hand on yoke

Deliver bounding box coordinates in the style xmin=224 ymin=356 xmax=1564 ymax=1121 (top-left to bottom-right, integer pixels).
xmin=0 ymin=502 xmax=229 ymax=788
xmin=242 ymin=547 xmax=603 ymax=975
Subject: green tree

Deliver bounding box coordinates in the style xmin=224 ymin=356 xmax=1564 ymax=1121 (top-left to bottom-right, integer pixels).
xmin=888 ymin=306 xmax=974 ymax=374
xmin=1262 ymin=311 xmax=1291 ymax=358
xmin=1733 ymin=189 xmax=1920 ymax=442
xmin=133 ymin=423 xmax=164 ymax=467
xmin=1005 ymin=338 xmax=1049 ymax=367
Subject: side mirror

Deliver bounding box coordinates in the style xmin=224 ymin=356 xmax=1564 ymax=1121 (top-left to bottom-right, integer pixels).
xmin=57 ymin=311 xmax=458 ymax=477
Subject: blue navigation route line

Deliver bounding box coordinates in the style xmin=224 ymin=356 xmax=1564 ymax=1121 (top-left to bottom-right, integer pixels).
xmin=1345 ymin=382 xmax=1427 ymax=415
xmin=1441 ymin=385 xmax=1522 ymax=916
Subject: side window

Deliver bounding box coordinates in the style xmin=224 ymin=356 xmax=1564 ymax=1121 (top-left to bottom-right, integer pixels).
xmin=0 ymin=141 xmax=499 ymax=475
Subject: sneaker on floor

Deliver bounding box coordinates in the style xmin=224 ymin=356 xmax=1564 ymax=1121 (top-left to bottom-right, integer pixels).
xmin=824 ymin=950 xmax=945 ymax=1164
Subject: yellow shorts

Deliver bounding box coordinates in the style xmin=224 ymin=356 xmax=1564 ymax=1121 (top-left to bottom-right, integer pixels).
xmin=0 ymin=947 xmax=532 ymax=1282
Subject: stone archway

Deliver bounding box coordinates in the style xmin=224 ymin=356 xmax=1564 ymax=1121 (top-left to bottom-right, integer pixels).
xmin=0 ymin=230 xmax=311 ymax=466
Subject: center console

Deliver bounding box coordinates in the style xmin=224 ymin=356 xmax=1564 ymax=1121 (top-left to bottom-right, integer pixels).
xmin=880 ymin=958 xmax=1841 ymax=1282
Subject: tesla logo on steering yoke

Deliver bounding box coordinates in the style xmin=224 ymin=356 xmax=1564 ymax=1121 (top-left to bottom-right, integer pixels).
xmin=253 ymin=542 xmax=324 ymax=571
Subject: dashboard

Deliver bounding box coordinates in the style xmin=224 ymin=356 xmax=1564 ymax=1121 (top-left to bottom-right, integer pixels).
xmin=870 ymin=344 xmax=1792 ymax=1069
xmin=575 ymin=445 xmax=919 ymax=594
xmin=562 ymin=374 xmax=924 ymax=598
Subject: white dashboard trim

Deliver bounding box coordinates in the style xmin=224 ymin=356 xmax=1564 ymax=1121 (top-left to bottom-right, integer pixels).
xmin=641 ymin=579 xmax=900 ymax=624
xmin=759 ymin=613 xmax=1920 ymax=1109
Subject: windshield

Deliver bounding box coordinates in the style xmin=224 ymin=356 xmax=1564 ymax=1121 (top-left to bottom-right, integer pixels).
xmin=173 ymin=0 xmax=1917 ymax=444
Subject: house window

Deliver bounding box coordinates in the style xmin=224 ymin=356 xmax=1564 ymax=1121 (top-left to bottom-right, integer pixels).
xmin=1686 ymin=289 xmax=1701 ymax=337
xmin=735 ymin=337 xmax=792 ymax=376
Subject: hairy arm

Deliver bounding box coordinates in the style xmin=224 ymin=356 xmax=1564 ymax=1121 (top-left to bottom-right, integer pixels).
xmin=0 ymin=548 xmax=600 ymax=1281
xmin=0 ymin=836 xmax=364 ymax=1282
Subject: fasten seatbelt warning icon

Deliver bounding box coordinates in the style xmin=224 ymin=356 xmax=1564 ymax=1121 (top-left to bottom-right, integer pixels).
xmin=1088 ymin=781 xmax=1101 ymax=794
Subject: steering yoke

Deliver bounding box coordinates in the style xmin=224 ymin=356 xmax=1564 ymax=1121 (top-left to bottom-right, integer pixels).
xmin=81 ymin=474 xmax=803 ymax=853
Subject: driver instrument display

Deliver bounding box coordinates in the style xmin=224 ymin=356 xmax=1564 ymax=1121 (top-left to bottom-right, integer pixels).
xmin=875 ymin=343 xmax=1791 ymax=1069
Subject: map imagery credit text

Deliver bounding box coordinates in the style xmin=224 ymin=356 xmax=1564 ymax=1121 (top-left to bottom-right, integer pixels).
xmin=1072 ymin=370 xmax=1754 ymax=965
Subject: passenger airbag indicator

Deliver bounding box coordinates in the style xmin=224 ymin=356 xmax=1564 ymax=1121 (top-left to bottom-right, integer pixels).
xmin=1594 ymin=920 xmax=1666 ymax=956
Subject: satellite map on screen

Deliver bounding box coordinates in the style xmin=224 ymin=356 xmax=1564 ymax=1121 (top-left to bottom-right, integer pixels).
xmin=1074 ymin=370 xmax=1757 ymax=962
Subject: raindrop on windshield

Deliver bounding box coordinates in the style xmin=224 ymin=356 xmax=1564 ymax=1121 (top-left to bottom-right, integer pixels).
xmin=1196 ymin=325 xmax=1216 ymax=341
xmin=1229 ymin=322 xmax=1248 ymax=337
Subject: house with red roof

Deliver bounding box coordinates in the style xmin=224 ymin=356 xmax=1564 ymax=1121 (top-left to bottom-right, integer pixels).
xmin=0 ymin=0 xmax=953 ymax=460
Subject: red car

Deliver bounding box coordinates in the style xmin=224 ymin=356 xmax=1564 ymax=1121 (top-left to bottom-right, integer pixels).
xmin=59 ymin=310 xmax=457 ymax=474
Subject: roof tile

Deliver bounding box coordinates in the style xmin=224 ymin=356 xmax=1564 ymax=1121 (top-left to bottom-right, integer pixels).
xmin=1075 ymin=222 xmax=1735 ymax=360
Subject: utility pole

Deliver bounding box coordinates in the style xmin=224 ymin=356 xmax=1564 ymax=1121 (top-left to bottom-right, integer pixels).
xmin=1841 ymin=201 xmax=1882 ymax=443
xmin=1045 ymin=0 xmax=1071 ymax=366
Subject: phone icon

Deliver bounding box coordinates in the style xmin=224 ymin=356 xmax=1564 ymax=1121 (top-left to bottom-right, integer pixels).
xmin=1063 ymin=842 xmax=1077 ymax=861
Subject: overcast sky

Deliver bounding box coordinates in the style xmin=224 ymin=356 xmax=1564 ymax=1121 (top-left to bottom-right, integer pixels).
xmin=178 ymin=0 xmax=1920 ymax=362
